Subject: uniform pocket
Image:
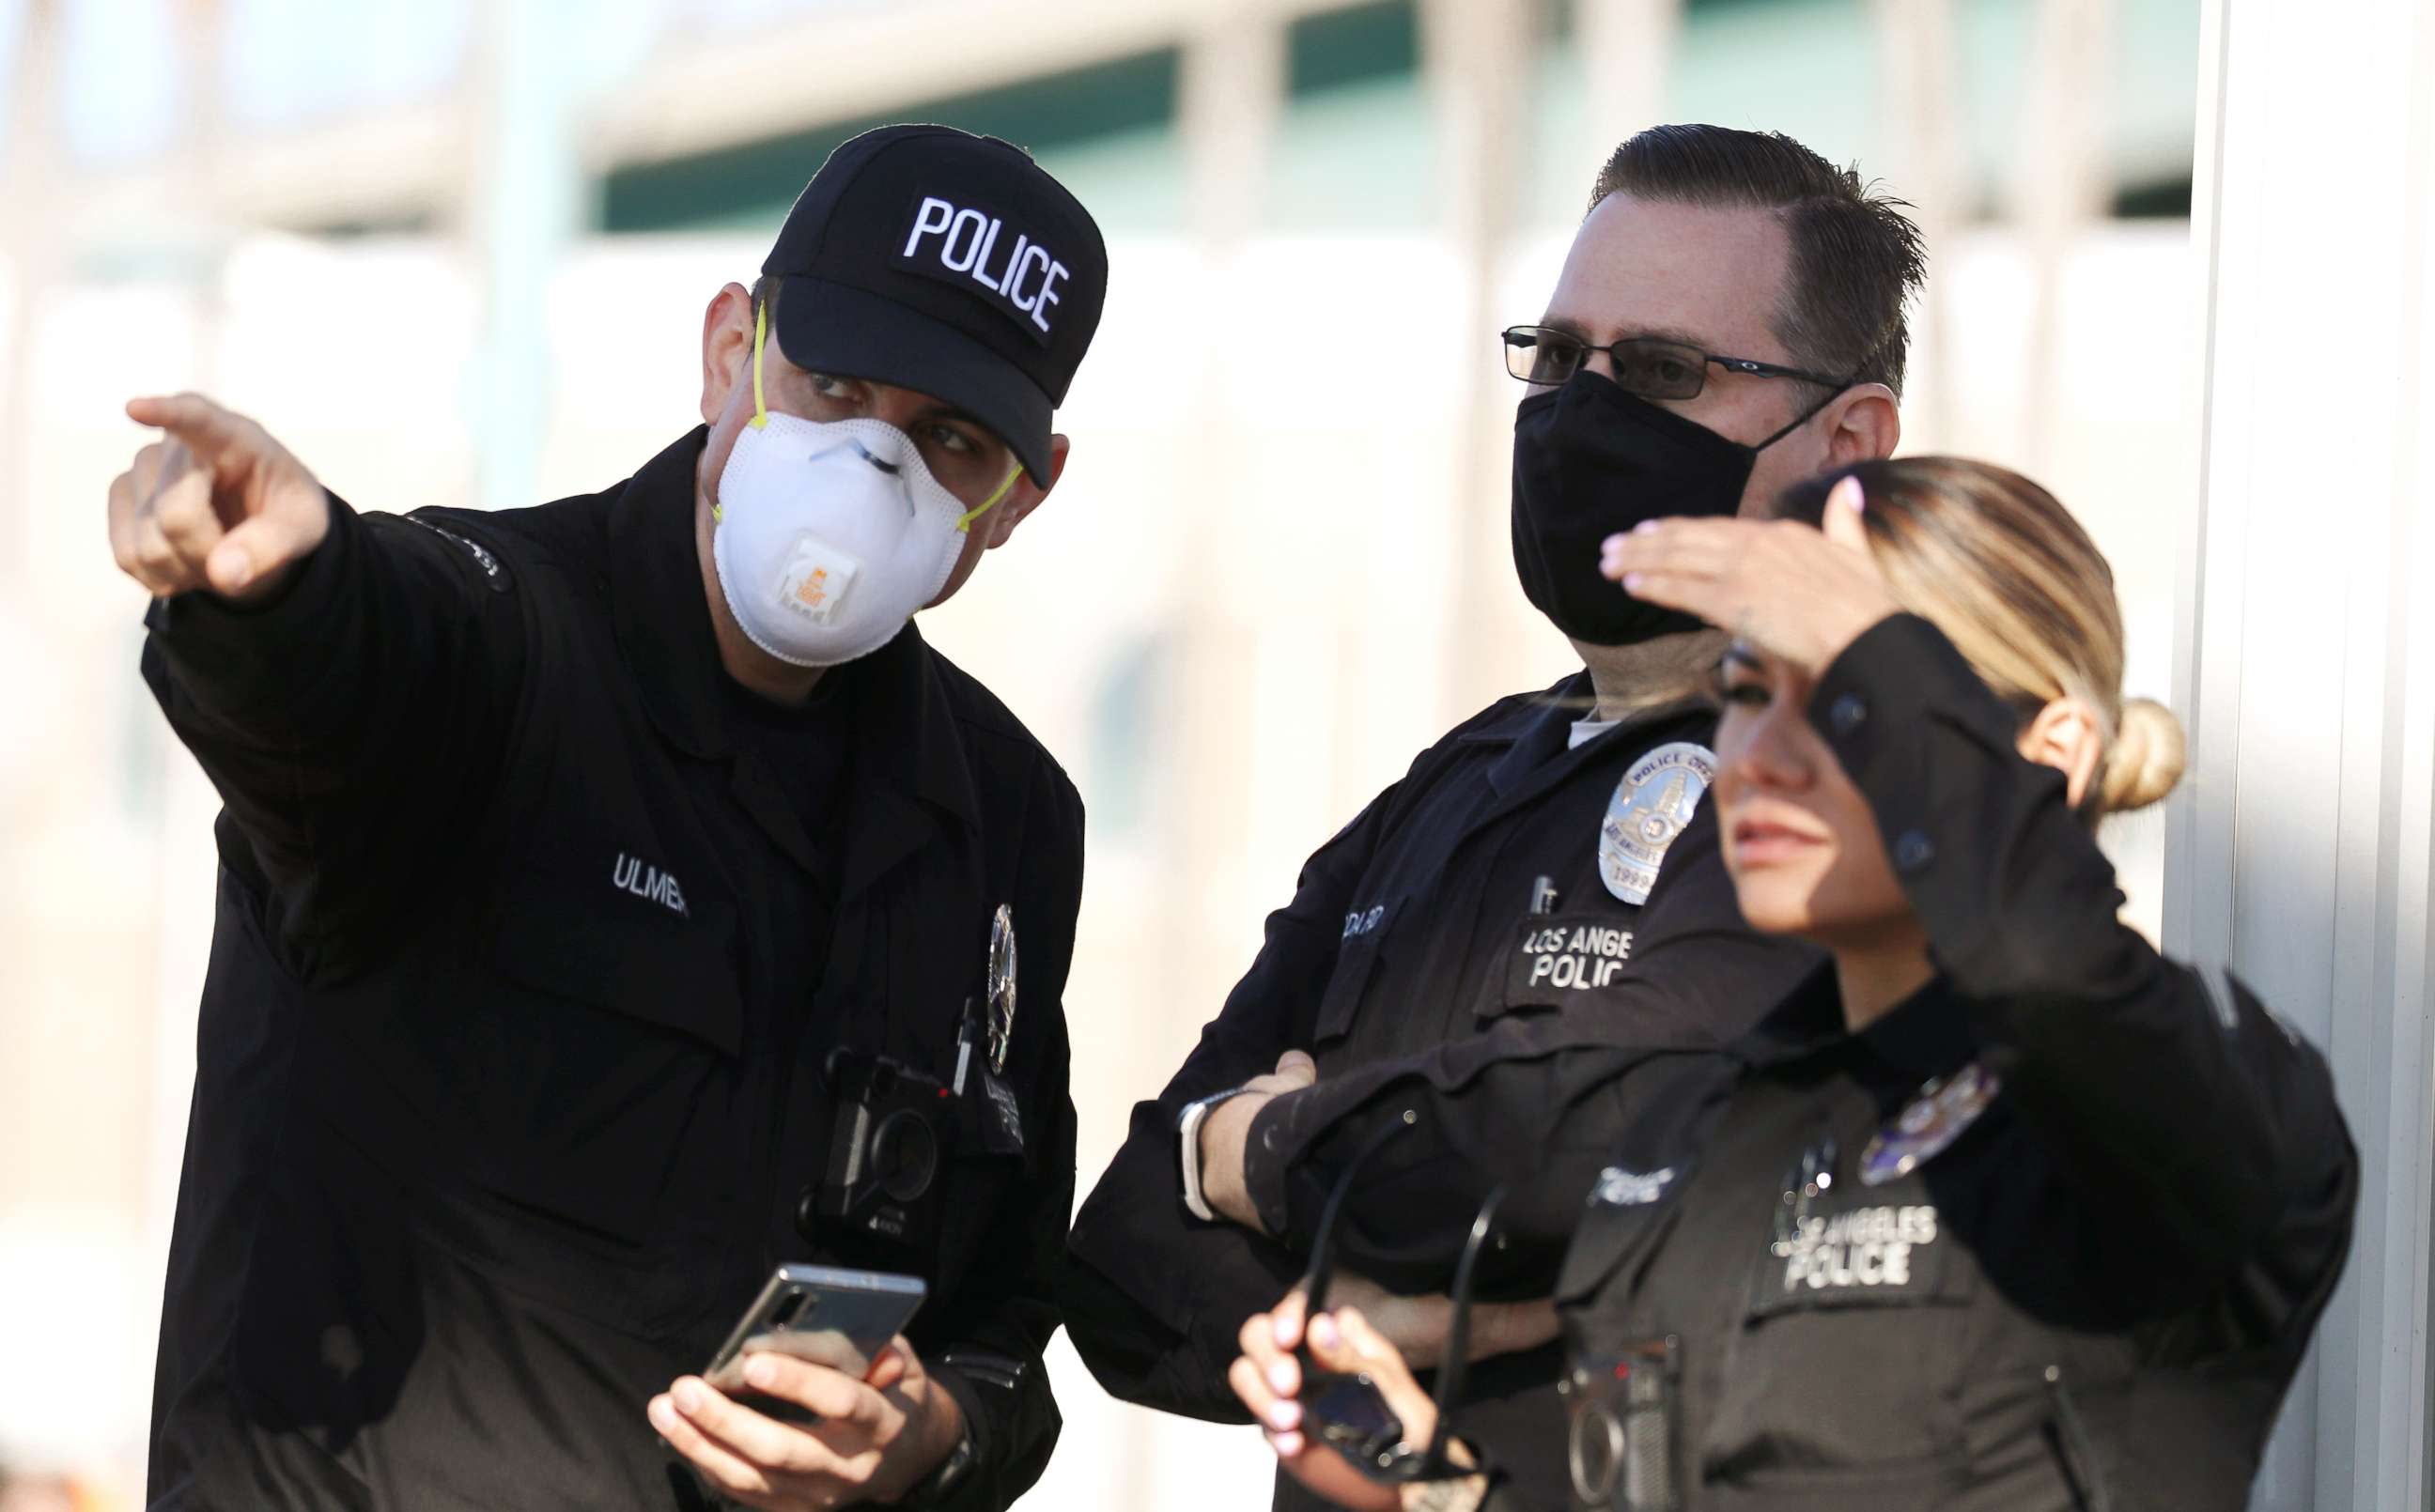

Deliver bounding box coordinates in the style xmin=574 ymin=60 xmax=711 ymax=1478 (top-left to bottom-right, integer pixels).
xmin=1556 ymin=1162 xmax=1694 ymax=1307
xmin=446 ymin=872 xmax=746 ymax=1242
xmin=1716 ymin=1457 xmax=1970 ymax=1508
xmin=1490 ymin=910 xmax=1640 ymax=1020
xmin=928 ymin=1062 xmax=1047 ymax=1287
xmin=1709 ymin=1208 xmax=1977 ymax=1480
xmin=1314 ymin=894 xmax=1403 ymax=1044
xmin=489 ymin=875 xmax=743 ymax=1055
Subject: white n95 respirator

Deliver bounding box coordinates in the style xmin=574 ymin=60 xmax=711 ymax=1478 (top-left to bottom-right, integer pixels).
xmin=711 ymin=301 xmax=1019 ymax=668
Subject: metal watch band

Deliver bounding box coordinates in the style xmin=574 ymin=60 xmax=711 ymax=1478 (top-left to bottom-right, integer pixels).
xmin=1176 ymin=1086 xmax=1251 ymax=1222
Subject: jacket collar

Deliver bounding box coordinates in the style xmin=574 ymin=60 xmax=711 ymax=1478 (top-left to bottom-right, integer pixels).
xmin=608 ymin=429 xmax=734 ymax=763
xmin=1458 ymin=672 xmax=1592 ymax=796
xmin=605 ymin=430 xmax=982 ymax=876
xmin=1462 ymin=671 xmax=1712 ymax=798
xmin=1739 ymin=967 xmax=1980 ymax=1092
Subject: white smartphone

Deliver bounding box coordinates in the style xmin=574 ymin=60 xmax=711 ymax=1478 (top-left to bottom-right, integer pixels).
xmin=703 ymin=1263 xmax=928 ymax=1398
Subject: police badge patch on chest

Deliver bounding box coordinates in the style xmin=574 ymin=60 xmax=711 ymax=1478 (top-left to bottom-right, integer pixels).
xmin=1861 ymin=1060 xmax=2001 ymax=1186
xmin=1600 ymin=742 xmax=1716 ymax=904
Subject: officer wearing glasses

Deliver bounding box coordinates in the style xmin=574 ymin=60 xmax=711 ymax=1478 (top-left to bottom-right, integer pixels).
xmin=1063 ymin=124 xmax=1921 ymax=1512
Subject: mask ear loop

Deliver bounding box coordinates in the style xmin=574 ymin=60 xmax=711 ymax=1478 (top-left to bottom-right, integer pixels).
xmin=1753 ymin=381 xmax=1846 ymax=452
xmin=713 ymin=298 xmax=773 ymax=528
xmin=954 ymin=462 xmax=1025 ymax=533
xmin=749 ymin=296 xmax=771 ymax=431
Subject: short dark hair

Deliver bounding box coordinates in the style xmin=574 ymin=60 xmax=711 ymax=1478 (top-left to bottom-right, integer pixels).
xmin=1590 ymin=125 xmax=1926 ymax=396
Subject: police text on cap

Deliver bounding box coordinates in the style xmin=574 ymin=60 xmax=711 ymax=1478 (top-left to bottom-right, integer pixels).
xmin=900 ymin=196 xmax=1069 ymax=336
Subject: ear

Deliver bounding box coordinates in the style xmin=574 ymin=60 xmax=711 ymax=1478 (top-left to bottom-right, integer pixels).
xmin=701 ymin=282 xmax=756 ymax=426
xmin=982 ymin=433 xmax=1070 ymax=550
xmin=1821 ymin=383 xmax=1900 ymax=468
xmin=2018 ymin=696 xmax=2105 ymax=809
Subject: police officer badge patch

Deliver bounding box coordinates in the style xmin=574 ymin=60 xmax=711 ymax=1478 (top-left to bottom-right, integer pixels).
xmin=1600 ymin=742 xmax=1716 ymax=904
xmin=1861 ymin=1060 xmax=2002 ymax=1186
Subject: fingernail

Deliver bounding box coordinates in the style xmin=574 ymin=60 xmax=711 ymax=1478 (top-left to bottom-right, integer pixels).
xmin=1267 ymin=1361 xmax=1295 ymax=1394
xmin=1634 ymin=519 xmax=1661 ymax=533
xmin=1624 ymin=573 xmax=1645 ymax=592
xmin=1272 ymin=1431 xmax=1304 ymax=1457
xmin=1272 ymin=1315 xmax=1295 ymax=1348
xmin=744 ymin=1355 xmax=774 ymax=1389
xmin=1266 ymin=1400 xmax=1300 ymax=1430
xmin=648 ymin=1394 xmax=673 ymax=1427
xmin=1310 ymin=1316 xmax=1338 ymax=1350
xmin=674 ymin=1381 xmax=703 ymax=1412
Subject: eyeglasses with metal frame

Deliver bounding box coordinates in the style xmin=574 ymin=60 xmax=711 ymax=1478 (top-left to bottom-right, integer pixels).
xmin=1501 ymin=325 xmax=1853 ymax=401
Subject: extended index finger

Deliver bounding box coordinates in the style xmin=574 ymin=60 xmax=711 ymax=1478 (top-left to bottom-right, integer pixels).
xmin=126 ymin=393 xmax=253 ymax=460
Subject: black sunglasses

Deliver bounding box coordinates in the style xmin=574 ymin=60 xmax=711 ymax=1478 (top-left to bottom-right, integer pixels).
xmin=1502 ymin=325 xmax=1852 ymax=401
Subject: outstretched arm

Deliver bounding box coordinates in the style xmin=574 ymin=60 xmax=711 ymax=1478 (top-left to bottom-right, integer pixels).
xmin=120 ymin=393 xmax=528 ymax=965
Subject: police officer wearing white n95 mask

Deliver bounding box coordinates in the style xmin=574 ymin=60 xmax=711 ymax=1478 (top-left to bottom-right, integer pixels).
xmin=114 ymin=125 xmax=1105 ymax=1511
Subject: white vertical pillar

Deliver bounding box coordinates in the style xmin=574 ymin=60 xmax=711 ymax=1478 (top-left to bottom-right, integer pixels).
xmin=1420 ymin=0 xmax=1538 ymax=718
xmin=460 ymin=0 xmax=586 ymax=515
xmin=1869 ymin=0 xmax=1964 ymax=447
xmin=2008 ymin=0 xmax=2112 ymax=473
xmin=1574 ymin=0 xmax=1683 ymax=176
xmin=1 ymin=0 xmax=64 ymax=574
xmin=2171 ymin=2 xmax=2435 ymax=1509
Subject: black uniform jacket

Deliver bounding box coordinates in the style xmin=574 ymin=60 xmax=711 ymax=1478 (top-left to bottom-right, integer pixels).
xmin=1062 ymin=677 xmax=1818 ymax=1512
xmin=141 ymin=429 xmax=1082 ymax=1511
xmin=1306 ymin=614 xmax=2359 ymax=1510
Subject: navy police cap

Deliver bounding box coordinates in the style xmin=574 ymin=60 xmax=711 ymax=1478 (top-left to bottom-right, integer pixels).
xmin=761 ymin=124 xmax=1109 ymax=486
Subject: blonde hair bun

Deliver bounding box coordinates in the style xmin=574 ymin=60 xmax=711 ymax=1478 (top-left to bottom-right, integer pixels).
xmin=2101 ymin=698 xmax=2186 ymax=813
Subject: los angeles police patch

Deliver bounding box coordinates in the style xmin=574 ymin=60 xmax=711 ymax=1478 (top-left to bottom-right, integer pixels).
xmin=1600 ymin=742 xmax=1716 ymax=904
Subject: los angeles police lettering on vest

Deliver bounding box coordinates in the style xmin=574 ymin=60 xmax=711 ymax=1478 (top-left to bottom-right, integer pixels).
xmin=1748 ymin=1201 xmax=1946 ymax=1317
xmin=897 ymin=194 xmax=1070 ymax=341
xmin=1503 ymin=913 xmax=1635 ymax=1005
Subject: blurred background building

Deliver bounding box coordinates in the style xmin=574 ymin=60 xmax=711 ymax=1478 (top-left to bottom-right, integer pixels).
xmin=0 ymin=0 xmax=2425 ymax=1508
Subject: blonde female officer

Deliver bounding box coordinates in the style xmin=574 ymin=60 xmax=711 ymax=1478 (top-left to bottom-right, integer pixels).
xmin=1229 ymin=458 xmax=2355 ymax=1512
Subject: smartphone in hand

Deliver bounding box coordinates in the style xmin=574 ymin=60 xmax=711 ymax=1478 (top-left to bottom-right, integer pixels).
xmin=703 ymin=1264 xmax=927 ymax=1415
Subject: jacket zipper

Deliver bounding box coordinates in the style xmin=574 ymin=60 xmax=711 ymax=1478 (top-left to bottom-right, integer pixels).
xmin=2043 ymin=1364 xmax=2113 ymax=1512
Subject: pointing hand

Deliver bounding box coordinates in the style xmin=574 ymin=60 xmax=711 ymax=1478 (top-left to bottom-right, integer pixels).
xmin=110 ymin=393 xmax=329 ymax=602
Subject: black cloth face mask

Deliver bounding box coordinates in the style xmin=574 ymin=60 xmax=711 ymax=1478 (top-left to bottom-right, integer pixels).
xmin=1511 ymin=369 xmax=1836 ymax=646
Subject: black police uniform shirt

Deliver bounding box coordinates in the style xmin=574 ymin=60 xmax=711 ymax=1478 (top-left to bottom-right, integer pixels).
xmin=1296 ymin=614 xmax=2358 ymax=1511
xmin=139 ymin=428 xmax=1081 ymax=1512
xmin=1062 ymin=677 xmax=1819 ymax=1512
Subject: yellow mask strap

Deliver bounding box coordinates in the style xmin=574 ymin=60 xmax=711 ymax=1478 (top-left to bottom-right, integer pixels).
xmin=749 ymin=297 xmax=770 ymax=431
xmin=955 ymin=463 xmax=1024 ymax=533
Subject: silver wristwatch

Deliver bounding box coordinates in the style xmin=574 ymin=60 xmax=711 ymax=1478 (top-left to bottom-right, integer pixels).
xmin=1176 ymin=1086 xmax=1252 ymax=1222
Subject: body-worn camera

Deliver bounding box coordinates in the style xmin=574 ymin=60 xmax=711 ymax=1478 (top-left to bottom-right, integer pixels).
xmin=812 ymin=1048 xmax=959 ymax=1270
xmin=1560 ymin=1336 xmax=1682 ymax=1511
